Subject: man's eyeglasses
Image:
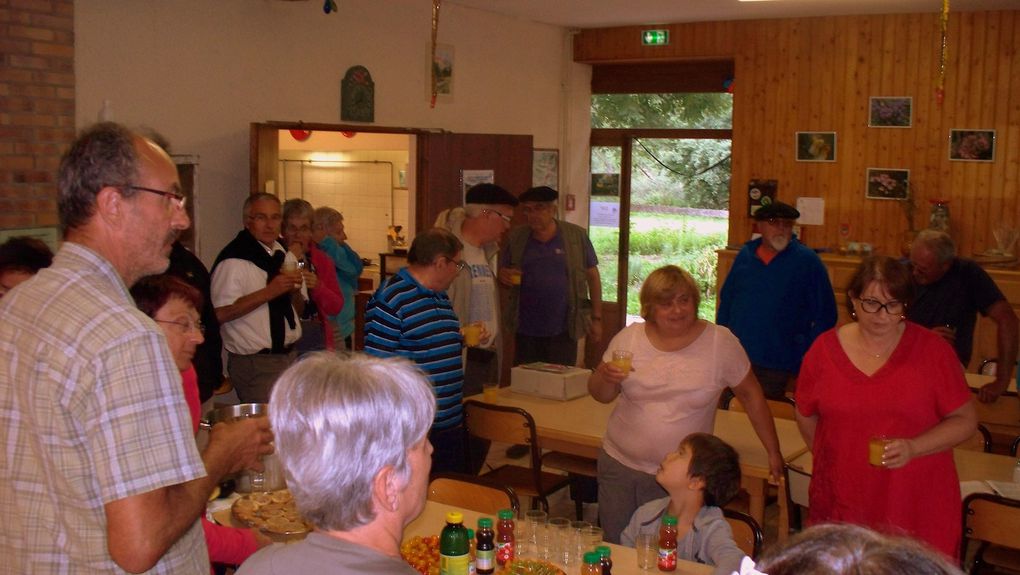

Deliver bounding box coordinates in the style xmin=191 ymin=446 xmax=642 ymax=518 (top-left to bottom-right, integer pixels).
xmin=248 ymin=213 xmax=283 ymax=223
xmin=481 ymin=209 xmax=512 ymax=223
xmin=857 ymin=298 xmax=905 ymax=315
xmin=119 ymin=185 xmax=186 ymax=210
xmin=155 ymin=318 xmax=205 ymax=334
xmin=446 ymin=257 xmax=467 ymax=272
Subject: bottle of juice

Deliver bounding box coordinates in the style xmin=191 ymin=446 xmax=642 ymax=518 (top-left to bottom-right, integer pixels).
xmin=581 ymin=551 xmax=602 ymax=575
xmin=440 ymin=511 xmax=470 ymax=575
xmin=657 ymin=515 xmax=678 ymax=572
xmin=476 ymin=517 xmax=495 ymax=575
xmin=596 ymin=545 xmax=613 ymax=574
xmin=495 ymin=509 xmax=516 ymax=567
xmin=467 ymin=528 xmax=477 ymax=575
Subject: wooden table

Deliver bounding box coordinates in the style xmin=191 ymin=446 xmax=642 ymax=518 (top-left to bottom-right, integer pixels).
xmin=787 ymin=447 xmax=1016 ymax=485
xmin=477 ymin=389 xmax=808 ymax=539
xmin=406 ymin=500 xmax=712 ymax=575
xmin=964 ymin=373 xmax=1020 ymax=443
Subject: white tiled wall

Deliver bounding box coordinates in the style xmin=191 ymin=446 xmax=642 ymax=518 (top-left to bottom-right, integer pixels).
xmin=278 ymin=150 xmax=409 ymax=265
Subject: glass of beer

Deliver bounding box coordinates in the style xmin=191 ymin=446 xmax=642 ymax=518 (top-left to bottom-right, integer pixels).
xmin=611 ymin=350 xmax=633 ymax=373
xmin=462 ymin=323 xmax=481 ymax=347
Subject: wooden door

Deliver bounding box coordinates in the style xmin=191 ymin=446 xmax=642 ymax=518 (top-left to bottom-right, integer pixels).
xmin=415 ymin=132 xmax=533 ymax=232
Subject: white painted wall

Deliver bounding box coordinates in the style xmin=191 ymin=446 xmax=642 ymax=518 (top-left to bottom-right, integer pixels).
xmin=75 ymin=0 xmax=588 ymax=264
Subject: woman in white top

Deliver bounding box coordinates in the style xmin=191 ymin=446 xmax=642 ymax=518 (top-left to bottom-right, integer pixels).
xmin=588 ymin=265 xmax=783 ymax=543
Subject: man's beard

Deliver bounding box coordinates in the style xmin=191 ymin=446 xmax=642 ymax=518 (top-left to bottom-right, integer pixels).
xmin=767 ymin=234 xmax=790 ymax=253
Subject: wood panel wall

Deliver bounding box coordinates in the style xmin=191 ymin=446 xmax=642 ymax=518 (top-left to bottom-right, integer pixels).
xmin=575 ymin=11 xmax=1020 ymax=258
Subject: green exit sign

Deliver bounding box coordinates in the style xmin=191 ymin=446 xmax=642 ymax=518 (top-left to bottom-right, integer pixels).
xmin=642 ymin=29 xmax=669 ymax=46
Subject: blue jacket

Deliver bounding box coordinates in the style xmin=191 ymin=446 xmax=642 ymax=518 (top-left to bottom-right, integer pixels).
xmin=716 ymin=237 xmax=836 ymax=374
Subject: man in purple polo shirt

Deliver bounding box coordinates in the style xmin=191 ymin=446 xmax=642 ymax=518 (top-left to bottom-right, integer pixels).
xmin=499 ymin=186 xmax=603 ymax=367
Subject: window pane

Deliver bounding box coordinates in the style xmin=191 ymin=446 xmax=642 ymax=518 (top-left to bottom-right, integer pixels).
xmin=591 ymin=93 xmax=733 ymax=129
xmin=589 ymin=146 xmax=622 ymax=304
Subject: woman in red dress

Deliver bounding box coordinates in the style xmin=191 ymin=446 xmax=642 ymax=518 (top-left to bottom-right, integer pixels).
xmin=795 ymin=255 xmax=976 ymax=558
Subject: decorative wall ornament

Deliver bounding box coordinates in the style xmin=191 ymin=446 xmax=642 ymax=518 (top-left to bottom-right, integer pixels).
xmin=340 ymin=65 xmax=374 ymax=123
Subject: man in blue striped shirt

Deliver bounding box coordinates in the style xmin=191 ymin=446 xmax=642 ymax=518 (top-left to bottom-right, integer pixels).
xmin=365 ymin=227 xmax=481 ymax=474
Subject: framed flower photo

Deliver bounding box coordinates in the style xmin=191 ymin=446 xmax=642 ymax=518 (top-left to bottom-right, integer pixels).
xmin=869 ymin=97 xmax=912 ymax=128
xmin=949 ymin=129 xmax=995 ymax=162
xmin=866 ymin=168 xmax=910 ymax=200
xmin=795 ymin=132 xmax=836 ymax=162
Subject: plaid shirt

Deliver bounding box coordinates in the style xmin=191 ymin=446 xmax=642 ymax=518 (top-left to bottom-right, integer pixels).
xmin=0 ymin=242 xmax=208 ymax=574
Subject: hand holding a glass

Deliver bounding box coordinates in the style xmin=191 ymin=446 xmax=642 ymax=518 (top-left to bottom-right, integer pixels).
xmin=868 ymin=435 xmax=915 ymax=469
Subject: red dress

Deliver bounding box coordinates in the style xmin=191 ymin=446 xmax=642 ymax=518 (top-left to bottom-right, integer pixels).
xmin=796 ymin=322 xmax=971 ymax=558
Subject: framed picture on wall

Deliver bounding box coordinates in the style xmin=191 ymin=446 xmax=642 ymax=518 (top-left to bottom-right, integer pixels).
xmin=461 ymin=169 xmax=494 ymax=202
xmin=866 ymin=168 xmax=910 ymax=200
xmin=869 ymin=97 xmax=912 ymax=128
xmin=532 ymin=148 xmax=559 ymax=188
xmin=795 ymin=132 xmax=836 ymax=162
xmin=429 ymin=43 xmax=455 ymax=102
xmin=949 ymin=129 xmax=995 ymax=162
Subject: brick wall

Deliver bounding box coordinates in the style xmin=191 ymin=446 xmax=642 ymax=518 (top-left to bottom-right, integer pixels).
xmin=0 ymin=0 xmax=74 ymax=231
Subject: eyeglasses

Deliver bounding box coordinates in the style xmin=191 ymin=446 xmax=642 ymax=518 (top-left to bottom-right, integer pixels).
xmin=446 ymin=257 xmax=467 ymax=272
xmin=248 ymin=213 xmax=283 ymax=223
xmin=120 ymin=185 xmax=187 ymax=210
xmin=481 ymin=209 xmax=512 ymax=223
xmin=155 ymin=318 xmax=205 ymax=335
xmin=762 ymin=218 xmax=794 ymax=228
xmin=857 ymin=298 xmax=905 ymax=315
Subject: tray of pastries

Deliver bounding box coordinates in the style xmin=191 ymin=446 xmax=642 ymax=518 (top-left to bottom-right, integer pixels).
xmin=230 ymin=489 xmax=311 ymax=537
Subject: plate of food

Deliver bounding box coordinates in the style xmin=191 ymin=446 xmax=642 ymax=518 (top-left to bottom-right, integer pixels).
xmin=231 ymin=489 xmax=311 ymax=538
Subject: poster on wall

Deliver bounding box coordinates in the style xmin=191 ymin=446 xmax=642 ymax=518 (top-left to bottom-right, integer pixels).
xmin=747 ymin=179 xmax=778 ymax=217
xmin=461 ymin=169 xmax=494 ymax=202
xmin=590 ymin=173 xmax=620 ymax=197
xmin=0 ymin=226 xmax=59 ymax=253
xmin=533 ymin=149 xmax=559 ymax=188
xmin=430 ymin=43 xmax=455 ymax=102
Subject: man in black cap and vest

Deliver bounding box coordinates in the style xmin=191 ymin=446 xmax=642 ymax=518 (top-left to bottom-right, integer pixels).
xmin=212 ymin=193 xmax=305 ymax=403
xmin=716 ymin=200 xmax=837 ymax=399
xmin=434 ymin=183 xmax=519 ymax=396
xmin=499 ymin=186 xmax=603 ymax=366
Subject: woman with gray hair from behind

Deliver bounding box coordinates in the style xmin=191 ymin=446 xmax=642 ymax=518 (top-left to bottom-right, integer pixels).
xmin=237 ymin=353 xmax=436 ymax=575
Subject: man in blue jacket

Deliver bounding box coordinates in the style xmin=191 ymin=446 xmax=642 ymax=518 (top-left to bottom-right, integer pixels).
xmin=717 ymin=201 xmax=836 ymax=399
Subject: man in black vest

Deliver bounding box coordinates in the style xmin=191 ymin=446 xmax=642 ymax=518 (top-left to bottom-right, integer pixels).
xmin=212 ymin=193 xmax=304 ymax=403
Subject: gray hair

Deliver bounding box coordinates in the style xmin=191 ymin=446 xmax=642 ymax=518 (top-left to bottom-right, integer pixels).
xmin=57 ymin=122 xmax=142 ymax=233
xmin=243 ymin=192 xmax=280 ymax=217
xmin=913 ymin=229 xmax=956 ymax=263
xmin=313 ymin=206 xmax=343 ymax=230
xmin=408 ymin=227 xmax=463 ymax=266
xmin=269 ymin=352 xmax=436 ymax=532
xmin=282 ymin=198 xmax=314 ymax=226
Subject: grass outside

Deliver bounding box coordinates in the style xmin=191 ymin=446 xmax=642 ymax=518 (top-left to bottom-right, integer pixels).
xmin=591 ymin=213 xmax=728 ymax=319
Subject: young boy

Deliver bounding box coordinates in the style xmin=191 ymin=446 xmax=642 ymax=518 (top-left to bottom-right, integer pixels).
xmin=620 ymin=432 xmax=746 ymax=575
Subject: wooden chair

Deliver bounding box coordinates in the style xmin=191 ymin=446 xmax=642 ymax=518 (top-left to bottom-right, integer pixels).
xmin=725 ymin=395 xmax=797 ymax=421
xmin=783 ymin=462 xmax=812 ymax=534
xmin=722 ymin=508 xmax=763 ymax=559
xmin=463 ymin=400 xmax=570 ymax=512
xmin=956 ymin=424 xmax=993 ymax=453
xmin=961 ymin=493 xmax=1020 ymax=574
xmin=427 ymin=472 xmax=520 ymax=515
xmin=540 ymin=451 xmax=597 ymax=520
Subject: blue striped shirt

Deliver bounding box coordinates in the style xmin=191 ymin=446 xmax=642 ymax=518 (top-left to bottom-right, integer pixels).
xmin=364 ymin=268 xmax=464 ymax=429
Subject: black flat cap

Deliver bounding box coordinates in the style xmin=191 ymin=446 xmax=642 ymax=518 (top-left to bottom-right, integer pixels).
xmin=465 ymin=183 xmax=518 ymax=206
xmin=519 ymin=186 xmax=558 ymax=203
xmin=753 ymin=201 xmax=800 ymax=221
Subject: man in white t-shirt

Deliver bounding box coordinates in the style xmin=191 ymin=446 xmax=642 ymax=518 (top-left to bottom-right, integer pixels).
xmin=434 ymin=183 xmax=519 ymax=396
xmin=212 ymin=193 xmax=305 ymax=403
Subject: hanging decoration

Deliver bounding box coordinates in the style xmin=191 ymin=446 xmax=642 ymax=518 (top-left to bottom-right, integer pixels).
xmin=935 ymin=0 xmax=949 ymax=106
xmin=430 ymin=0 xmax=442 ymax=108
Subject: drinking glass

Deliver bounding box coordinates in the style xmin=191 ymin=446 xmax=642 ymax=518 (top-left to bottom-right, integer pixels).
xmin=547 ymin=517 xmax=570 ymax=566
xmin=611 ymin=349 xmax=633 ymax=373
xmin=525 ymin=509 xmax=548 ymax=554
xmin=635 ymin=532 xmax=658 ymax=570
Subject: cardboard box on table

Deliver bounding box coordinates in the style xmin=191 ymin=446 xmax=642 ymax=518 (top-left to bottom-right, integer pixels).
xmin=509 ymin=363 xmax=591 ymax=400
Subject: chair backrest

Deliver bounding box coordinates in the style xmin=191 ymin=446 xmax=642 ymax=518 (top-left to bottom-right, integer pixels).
xmin=727 ymin=395 xmax=797 ymax=421
xmin=784 ymin=463 xmax=811 ymax=510
xmin=722 ymin=508 xmax=763 ymax=559
xmin=956 ymin=424 xmax=992 ymax=453
xmin=961 ymin=493 xmax=1020 ymax=559
xmin=427 ymin=472 xmax=520 ymax=515
xmin=463 ymin=400 xmax=543 ymax=469
xmin=1011 ymin=434 xmax=1020 ymax=457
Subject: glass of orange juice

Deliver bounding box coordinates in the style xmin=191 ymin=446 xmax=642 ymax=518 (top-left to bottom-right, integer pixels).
xmin=462 ymin=323 xmax=481 ymax=347
xmin=611 ymin=350 xmax=633 ymax=373
xmin=509 ymin=269 xmax=522 ymax=285
xmin=868 ymin=436 xmax=892 ymax=467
